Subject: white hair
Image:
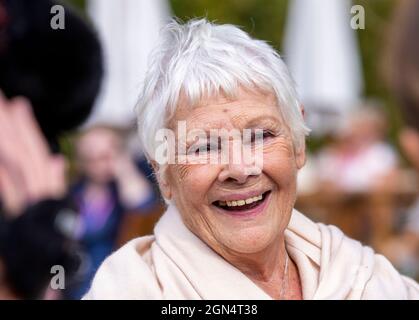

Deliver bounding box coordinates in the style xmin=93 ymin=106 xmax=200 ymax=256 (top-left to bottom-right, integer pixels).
xmin=136 ymin=18 xmax=310 ymax=163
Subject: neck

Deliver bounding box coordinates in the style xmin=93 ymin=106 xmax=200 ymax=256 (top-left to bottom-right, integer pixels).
xmin=220 ymin=235 xmax=300 ymax=299
xmin=227 ymin=236 xmax=286 ymax=282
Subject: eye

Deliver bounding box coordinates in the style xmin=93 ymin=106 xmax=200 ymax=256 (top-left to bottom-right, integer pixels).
xmin=188 ymin=142 xmax=219 ymax=155
xmin=253 ymin=130 xmax=275 ymax=143
xmin=263 ymin=130 xmax=275 ymax=140
xmin=205 ymin=142 xmax=220 ymax=153
xmin=199 ymin=143 xmax=211 ymax=154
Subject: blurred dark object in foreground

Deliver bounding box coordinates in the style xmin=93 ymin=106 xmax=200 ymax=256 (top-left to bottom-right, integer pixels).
xmin=0 ymin=0 xmax=103 ymax=299
xmin=0 ymin=198 xmax=80 ymax=299
xmin=0 ymin=0 xmax=103 ymax=151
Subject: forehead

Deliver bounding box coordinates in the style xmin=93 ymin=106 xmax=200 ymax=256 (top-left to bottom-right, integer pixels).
xmin=171 ymin=87 xmax=282 ymax=130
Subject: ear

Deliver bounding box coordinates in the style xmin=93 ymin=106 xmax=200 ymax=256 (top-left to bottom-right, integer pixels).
xmin=300 ymin=104 xmax=306 ymax=119
xmin=295 ymin=104 xmax=307 ymax=169
xmin=295 ymin=140 xmax=306 ymax=170
xmin=150 ymin=160 xmax=172 ymax=200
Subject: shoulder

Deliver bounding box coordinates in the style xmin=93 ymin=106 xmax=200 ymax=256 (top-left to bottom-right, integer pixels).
xmin=82 ymin=235 xmax=163 ymax=299
xmin=362 ymin=253 xmax=419 ymax=299
xmin=318 ymin=221 xmax=419 ymax=299
xmin=288 ymin=210 xmax=419 ymax=299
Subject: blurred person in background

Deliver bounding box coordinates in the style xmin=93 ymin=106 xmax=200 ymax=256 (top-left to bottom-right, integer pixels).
xmin=0 ymin=0 xmax=103 ymax=298
xmin=65 ymin=125 xmax=160 ymax=299
xmin=315 ymin=101 xmax=398 ymax=193
xmin=381 ymin=0 xmax=419 ymax=280
xmin=297 ymin=102 xmax=402 ymax=249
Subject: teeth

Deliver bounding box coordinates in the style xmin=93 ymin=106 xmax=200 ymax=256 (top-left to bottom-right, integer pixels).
xmin=218 ymin=193 xmax=264 ymax=207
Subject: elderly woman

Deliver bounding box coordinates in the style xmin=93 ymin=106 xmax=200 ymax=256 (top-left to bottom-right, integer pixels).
xmin=83 ymin=19 xmax=419 ymax=299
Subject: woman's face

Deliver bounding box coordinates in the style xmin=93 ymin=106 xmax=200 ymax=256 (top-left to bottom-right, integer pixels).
xmin=161 ymin=87 xmax=305 ymax=256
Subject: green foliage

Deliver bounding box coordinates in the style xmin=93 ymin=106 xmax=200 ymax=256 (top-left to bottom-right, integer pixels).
xmin=62 ymin=0 xmax=85 ymax=10
xmin=170 ymin=0 xmax=289 ymax=51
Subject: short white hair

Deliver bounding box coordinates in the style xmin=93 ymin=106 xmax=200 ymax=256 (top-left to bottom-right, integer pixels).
xmin=136 ymin=18 xmax=310 ymax=162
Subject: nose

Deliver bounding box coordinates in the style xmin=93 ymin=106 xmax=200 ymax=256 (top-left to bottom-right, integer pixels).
xmin=218 ymin=163 xmax=261 ymax=184
xmin=217 ymin=151 xmax=262 ymax=184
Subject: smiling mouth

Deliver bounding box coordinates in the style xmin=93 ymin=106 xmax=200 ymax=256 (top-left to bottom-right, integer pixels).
xmin=213 ymin=191 xmax=271 ymax=212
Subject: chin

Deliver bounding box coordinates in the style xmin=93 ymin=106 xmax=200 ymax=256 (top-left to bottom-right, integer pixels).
xmin=222 ymin=227 xmax=279 ymax=254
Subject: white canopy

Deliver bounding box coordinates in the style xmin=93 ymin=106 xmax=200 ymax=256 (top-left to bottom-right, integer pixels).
xmin=84 ymin=0 xmax=171 ymax=128
xmin=284 ymin=0 xmax=363 ymax=134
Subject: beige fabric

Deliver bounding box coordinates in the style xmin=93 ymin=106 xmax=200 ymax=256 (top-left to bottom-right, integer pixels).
xmin=83 ymin=205 xmax=419 ymax=300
